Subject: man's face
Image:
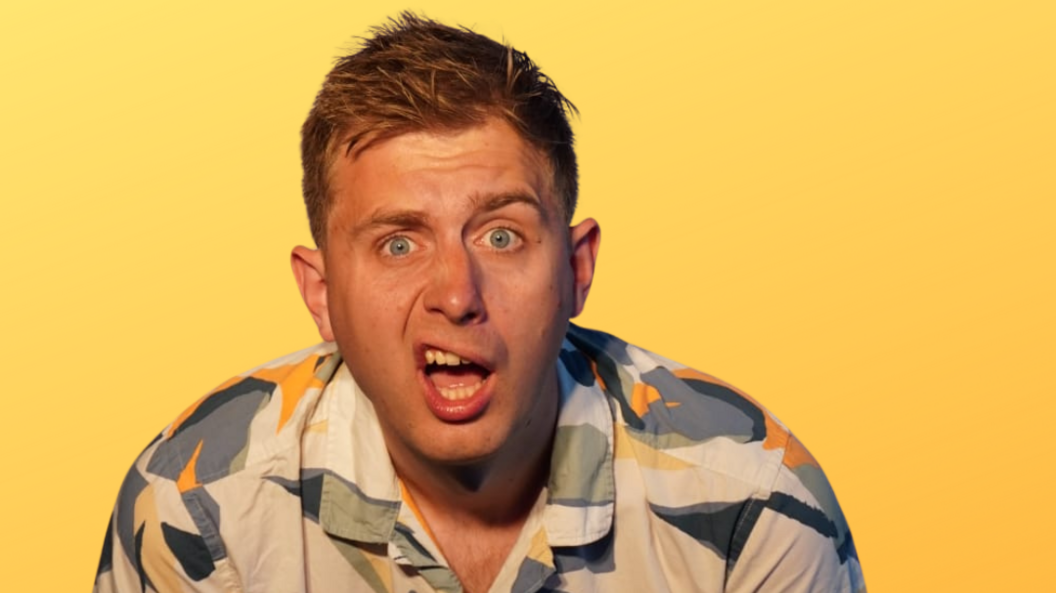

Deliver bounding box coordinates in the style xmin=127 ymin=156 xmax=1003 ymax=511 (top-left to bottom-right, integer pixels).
xmin=295 ymin=119 xmax=599 ymax=469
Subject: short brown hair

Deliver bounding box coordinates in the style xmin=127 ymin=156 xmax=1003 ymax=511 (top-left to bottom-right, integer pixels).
xmin=300 ymin=12 xmax=579 ymax=247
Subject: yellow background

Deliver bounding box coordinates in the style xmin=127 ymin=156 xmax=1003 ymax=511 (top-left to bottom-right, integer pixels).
xmin=1 ymin=1 xmax=1053 ymax=590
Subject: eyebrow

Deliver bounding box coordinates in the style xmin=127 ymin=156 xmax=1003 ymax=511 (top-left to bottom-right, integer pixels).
xmin=352 ymin=210 xmax=431 ymax=237
xmin=470 ymin=191 xmax=549 ymax=221
xmin=352 ymin=191 xmax=548 ymax=237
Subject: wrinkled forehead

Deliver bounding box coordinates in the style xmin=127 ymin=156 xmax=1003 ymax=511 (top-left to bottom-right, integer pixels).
xmin=324 ymin=119 xmax=560 ymax=224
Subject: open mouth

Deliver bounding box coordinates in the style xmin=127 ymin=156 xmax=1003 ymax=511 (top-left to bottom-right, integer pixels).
xmin=422 ymin=347 xmax=493 ymax=401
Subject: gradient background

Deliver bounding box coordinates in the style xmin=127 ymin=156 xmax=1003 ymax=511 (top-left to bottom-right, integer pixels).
xmin=2 ymin=1 xmax=1053 ymax=590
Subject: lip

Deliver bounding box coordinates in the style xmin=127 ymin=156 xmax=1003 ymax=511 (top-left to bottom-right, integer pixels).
xmin=414 ymin=340 xmax=496 ymax=422
xmin=417 ymin=367 xmax=494 ymax=422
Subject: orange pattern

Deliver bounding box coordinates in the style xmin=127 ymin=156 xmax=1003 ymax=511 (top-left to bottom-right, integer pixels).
xmin=782 ymin=434 xmax=821 ymax=470
xmin=761 ymin=412 xmax=791 ymax=452
xmin=251 ymin=357 xmax=326 ymax=434
xmin=630 ymin=383 xmax=662 ymax=418
xmin=589 ymin=359 xmax=608 ymax=392
xmin=176 ymin=440 xmax=204 ymax=493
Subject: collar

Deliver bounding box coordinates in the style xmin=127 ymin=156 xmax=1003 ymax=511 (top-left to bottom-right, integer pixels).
xmin=541 ymin=338 xmax=616 ymax=545
xmin=316 ymin=333 xmax=616 ymax=548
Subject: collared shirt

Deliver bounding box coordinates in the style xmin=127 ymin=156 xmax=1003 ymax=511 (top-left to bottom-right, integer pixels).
xmin=95 ymin=325 xmax=865 ymax=593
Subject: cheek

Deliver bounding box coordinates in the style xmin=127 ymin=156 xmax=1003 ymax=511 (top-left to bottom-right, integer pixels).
xmin=488 ymin=258 xmax=570 ymax=329
xmin=329 ymin=272 xmax=417 ymax=345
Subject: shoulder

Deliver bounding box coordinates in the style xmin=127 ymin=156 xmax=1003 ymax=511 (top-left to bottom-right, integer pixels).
xmin=142 ymin=342 xmax=342 ymax=489
xmin=108 ymin=342 xmax=342 ymax=534
xmin=565 ymin=325 xmax=864 ymax=587
xmin=97 ymin=343 xmax=342 ymax=590
xmin=566 ymin=323 xmax=791 ymax=486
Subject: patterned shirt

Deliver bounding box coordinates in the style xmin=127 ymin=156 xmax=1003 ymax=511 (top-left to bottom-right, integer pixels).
xmin=95 ymin=325 xmax=865 ymax=593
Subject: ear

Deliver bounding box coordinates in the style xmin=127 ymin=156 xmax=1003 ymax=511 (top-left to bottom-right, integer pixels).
xmin=568 ymin=218 xmax=601 ymax=317
xmin=291 ymin=245 xmax=334 ymax=342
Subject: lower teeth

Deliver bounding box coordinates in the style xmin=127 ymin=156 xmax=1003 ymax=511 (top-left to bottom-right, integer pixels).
xmin=437 ymin=381 xmax=482 ymax=401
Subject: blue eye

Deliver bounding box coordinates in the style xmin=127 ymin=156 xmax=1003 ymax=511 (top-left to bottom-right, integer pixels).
xmin=386 ymin=236 xmax=414 ymax=256
xmin=487 ymin=228 xmax=514 ymax=249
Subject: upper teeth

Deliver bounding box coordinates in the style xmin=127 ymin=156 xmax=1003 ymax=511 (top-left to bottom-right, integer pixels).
xmin=425 ymin=349 xmax=471 ymax=366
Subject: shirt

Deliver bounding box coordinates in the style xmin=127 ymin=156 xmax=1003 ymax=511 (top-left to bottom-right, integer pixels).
xmin=94 ymin=325 xmax=865 ymax=592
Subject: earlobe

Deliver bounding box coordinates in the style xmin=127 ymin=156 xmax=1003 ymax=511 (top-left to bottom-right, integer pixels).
xmin=291 ymin=246 xmax=334 ymax=342
xmin=568 ymin=218 xmax=601 ymax=317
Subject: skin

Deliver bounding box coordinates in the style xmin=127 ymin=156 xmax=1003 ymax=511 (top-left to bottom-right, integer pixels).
xmin=291 ymin=118 xmax=600 ymax=590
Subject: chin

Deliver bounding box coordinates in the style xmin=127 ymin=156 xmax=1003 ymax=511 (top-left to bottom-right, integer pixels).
xmin=421 ymin=412 xmax=521 ymax=461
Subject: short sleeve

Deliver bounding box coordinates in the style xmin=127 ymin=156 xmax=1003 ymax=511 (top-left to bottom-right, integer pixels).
xmin=725 ymin=435 xmax=865 ymax=593
xmin=94 ymin=434 xmax=241 ymax=593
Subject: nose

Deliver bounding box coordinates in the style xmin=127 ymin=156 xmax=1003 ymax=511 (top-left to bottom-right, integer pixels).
xmin=422 ymin=243 xmax=486 ymax=325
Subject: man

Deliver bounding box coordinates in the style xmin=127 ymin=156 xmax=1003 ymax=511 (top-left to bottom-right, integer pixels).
xmin=95 ymin=13 xmax=864 ymax=593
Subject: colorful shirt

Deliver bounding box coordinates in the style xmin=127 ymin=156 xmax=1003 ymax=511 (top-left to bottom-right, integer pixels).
xmin=95 ymin=325 xmax=865 ymax=593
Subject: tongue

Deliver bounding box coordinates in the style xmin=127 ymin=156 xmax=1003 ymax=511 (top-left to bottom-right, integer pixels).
xmin=427 ymin=364 xmax=488 ymax=389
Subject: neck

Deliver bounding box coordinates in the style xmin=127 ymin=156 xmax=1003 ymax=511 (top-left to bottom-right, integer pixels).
xmin=397 ymin=415 xmax=555 ymax=527
xmin=392 ymin=376 xmax=559 ymax=527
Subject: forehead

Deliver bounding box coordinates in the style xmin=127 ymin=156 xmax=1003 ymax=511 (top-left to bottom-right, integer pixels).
xmin=327 ymin=120 xmax=556 ymax=227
